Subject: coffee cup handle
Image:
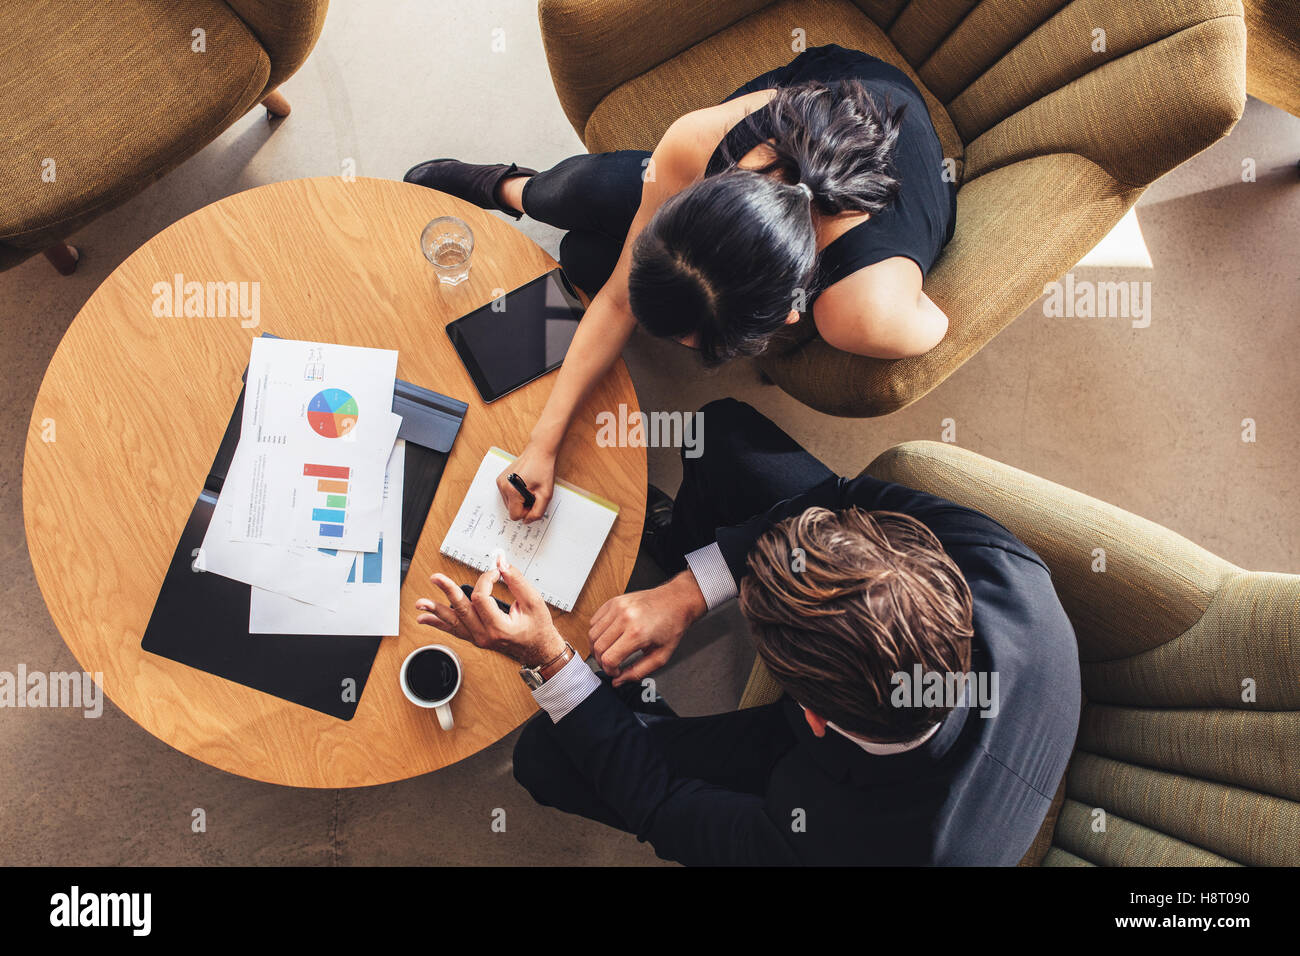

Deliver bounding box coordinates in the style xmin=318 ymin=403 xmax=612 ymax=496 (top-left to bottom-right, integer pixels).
xmin=435 ymin=702 xmax=454 ymax=731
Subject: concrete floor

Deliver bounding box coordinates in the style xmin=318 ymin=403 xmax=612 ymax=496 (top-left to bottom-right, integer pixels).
xmin=2 ymin=1 xmax=1298 ymax=865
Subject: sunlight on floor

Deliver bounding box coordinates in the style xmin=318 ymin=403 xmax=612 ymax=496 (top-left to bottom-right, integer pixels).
xmin=1075 ymin=207 xmax=1154 ymax=269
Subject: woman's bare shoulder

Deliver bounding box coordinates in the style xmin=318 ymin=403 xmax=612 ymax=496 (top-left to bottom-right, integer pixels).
xmin=656 ymin=90 xmax=780 ymax=177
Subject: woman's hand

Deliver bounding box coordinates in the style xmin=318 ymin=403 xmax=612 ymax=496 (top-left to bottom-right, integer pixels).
xmin=415 ymin=558 xmax=566 ymax=669
xmin=496 ymin=439 xmax=556 ymax=523
xmin=501 ymin=140 xmax=671 ymax=524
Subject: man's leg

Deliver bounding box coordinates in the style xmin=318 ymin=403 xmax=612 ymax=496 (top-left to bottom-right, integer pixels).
xmin=667 ymin=398 xmax=836 ymax=561
xmin=513 ymin=691 xmax=796 ymax=833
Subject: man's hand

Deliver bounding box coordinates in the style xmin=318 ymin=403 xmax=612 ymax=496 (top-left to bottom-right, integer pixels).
xmin=415 ymin=557 xmax=566 ymax=668
xmin=589 ymin=571 xmax=708 ymax=687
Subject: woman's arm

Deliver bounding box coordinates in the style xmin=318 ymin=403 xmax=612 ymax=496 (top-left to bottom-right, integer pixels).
xmin=812 ymin=256 xmax=949 ymax=359
xmin=500 ymin=124 xmax=700 ymax=521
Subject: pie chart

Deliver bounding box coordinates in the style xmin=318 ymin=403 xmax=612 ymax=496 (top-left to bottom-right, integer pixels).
xmin=307 ymin=388 xmax=359 ymax=438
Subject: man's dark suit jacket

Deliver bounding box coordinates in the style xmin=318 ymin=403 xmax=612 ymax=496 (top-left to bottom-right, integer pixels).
xmin=541 ymin=472 xmax=1081 ymax=865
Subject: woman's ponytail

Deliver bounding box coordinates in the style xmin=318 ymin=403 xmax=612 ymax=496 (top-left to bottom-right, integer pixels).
xmin=738 ymin=79 xmax=905 ymax=217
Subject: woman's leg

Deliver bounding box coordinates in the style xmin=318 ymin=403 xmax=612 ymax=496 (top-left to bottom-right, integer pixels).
xmin=499 ymin=150 xmax=651 ymax=297
xmin=556 ymin=229 xmax=626 ymax=299
xmin=406 ymin=150 xmax=649 ymax=295
xmin=518 ymin=149 xmax=650 ymax=240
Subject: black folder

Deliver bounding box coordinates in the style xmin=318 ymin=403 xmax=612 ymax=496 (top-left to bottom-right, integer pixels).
xmin=141 ymin=360 xmax=468 ymax=720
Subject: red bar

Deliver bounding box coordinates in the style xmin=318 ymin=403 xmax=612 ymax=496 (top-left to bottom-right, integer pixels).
xmin=303 ymin=463 xmax=350 ymax=479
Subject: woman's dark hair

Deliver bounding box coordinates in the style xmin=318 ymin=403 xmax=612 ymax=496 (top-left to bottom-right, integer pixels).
xmin=734 ymin=79 xmax=906 ymax=217
xmin=628 ymin=169 xmax=817 ymax=366
xmin=628 ymin=79 xmax=904 ymax=364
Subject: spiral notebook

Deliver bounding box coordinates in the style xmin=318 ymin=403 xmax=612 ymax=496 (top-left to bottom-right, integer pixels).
xmin=440 ymin=447 xmax=619 ymax=612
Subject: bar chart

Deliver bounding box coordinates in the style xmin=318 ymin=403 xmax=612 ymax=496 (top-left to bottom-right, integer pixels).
xmin=304 ymin=463 xmax=350 ymax=538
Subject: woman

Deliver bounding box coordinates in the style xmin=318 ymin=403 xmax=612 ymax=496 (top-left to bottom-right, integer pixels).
xmin=406 ymin=44 xmax=956 ymax=520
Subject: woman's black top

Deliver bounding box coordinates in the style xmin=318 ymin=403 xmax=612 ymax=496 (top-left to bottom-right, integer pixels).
xmin=705 ymin=44 xmax=957 ymax=300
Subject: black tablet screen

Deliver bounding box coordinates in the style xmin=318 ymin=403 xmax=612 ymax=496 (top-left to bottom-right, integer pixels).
xmin=446 ymin=269 xmax=584 ymax=402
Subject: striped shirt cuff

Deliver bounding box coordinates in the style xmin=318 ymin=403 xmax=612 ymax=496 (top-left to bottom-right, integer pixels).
xmin=684 ymin=542 xmax=739 ymax=611
xmin=531 ymin=653 xmax=601 ymax=723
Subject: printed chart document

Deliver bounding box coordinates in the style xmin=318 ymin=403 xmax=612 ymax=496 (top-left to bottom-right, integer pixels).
xmin=440 ymin=447 xmax=619 ymax=613
xmin=198 ymin=447 xmax=356 ymax=607
xmin=249 ymin=441 xmax=405 ymax=636
xmin=225 ymin=337 xmax=400 ymax=551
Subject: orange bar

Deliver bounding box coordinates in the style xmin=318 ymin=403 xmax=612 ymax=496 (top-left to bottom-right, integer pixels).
xmin=317 ymin=479 xmax=349 ymax=493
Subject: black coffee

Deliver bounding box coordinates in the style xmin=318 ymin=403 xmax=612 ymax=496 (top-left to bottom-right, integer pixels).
xmin=406 ymin=648 xmax=458 ymax=703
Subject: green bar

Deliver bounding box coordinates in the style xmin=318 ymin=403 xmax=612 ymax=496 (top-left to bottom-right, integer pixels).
xmin=326 ymin=494 xmax=347 ymax=508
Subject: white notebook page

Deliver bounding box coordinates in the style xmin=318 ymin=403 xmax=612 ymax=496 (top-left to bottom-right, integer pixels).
xmin=439 ymin=447 xmax=619 ymax=612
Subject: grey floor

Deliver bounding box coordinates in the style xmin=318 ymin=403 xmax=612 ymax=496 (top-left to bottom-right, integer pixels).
xmin=2 ymin=1 xmax=1298 ymax=865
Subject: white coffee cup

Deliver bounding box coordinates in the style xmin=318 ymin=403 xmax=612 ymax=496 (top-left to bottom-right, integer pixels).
xmin=400 ymin=644 xmax=462 ymax=730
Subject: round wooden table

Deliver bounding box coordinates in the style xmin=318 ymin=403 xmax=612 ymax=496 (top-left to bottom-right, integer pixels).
xmin=23 ymin=177 xmax=646 ymax=787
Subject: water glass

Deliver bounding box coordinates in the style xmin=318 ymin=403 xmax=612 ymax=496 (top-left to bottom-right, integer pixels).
xmin=421 ymin=216 xmax=474 ymax=285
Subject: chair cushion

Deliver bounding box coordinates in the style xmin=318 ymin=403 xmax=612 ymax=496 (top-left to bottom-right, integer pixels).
xmin=759 ymin=153 xmax=1139 ymax=417
xmin=1243 ymin=0 xmax=1300 ymax=115
xmin=1018 ymin=768 xmax=1069 ymax=866
xmin=0 ymin=0 xmax=270 ymax=249
xmin=583 ymin=0 xmax=965 ymax=179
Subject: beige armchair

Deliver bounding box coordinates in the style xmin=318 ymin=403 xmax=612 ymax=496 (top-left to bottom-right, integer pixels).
xmin=1243 ymin=0 xmax=1300 ymax=117
xmin=0 ymin=0 xmax=329 ymax=275
xmin=538 ymin=0 xmax=1247 ymax=416
xmin=739 ymin=440 xmax=1300 ymax=866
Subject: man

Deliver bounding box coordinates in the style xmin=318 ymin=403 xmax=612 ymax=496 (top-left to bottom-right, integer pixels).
xmin=415 ymin=399 xmax=1080 ymax=865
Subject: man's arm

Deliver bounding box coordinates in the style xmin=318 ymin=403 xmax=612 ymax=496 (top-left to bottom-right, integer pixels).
xmin=591 ymin=468 xmax=1020 ymax=678
xmin=710 ymin=471 xmax=1020 ymax=587
xmin=590 ymin=472 xmax=947 ymax=676
xmin=539 ymin=668 xmax=802 ymax=866
xmin=415 ymin=559 xmax=801 ymax=866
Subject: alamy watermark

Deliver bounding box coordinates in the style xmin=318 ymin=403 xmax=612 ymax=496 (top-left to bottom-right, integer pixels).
xmin=891 ymin=665 xmax=999 ymax=719
xmin=1042 ymin=273 xmax=1151 ymax=328
xmin=0 ymin=665 xmax=103 ymax=718
xmin=152 ymin=272 xmax=260 ymax=327
xmin=596 ymin=403 xmax=703 ymax=459
xmin=50 ymin=886 xmax=150 ymax=936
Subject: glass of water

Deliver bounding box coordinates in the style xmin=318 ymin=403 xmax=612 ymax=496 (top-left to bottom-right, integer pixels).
xmin=421 ymin=216 xmax=474 ymax=285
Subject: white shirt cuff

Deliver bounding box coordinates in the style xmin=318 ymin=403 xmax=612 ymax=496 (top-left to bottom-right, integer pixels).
xmin=531 ymin=653 xmax=601 ymax=723
xmin=684 ymin=542 xmax=738 ymax=611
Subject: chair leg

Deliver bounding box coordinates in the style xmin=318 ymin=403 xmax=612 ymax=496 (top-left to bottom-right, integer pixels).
xmin=43 ymin=242 xmax=79 ymax=275
xmin=262 ymin=90 xmax=291 ymax=118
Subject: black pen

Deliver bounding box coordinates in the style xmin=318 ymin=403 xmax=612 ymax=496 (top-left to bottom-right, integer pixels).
xmin=461 ymin=583 xmax=511 ymax=614
xmin=506 ymin=472 xmax=536 ymax=510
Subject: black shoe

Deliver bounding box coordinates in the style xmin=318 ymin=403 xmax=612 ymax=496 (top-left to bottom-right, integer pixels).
xmin=641 ymin=484 xmax=686 ymax=575
xmin=402 ymin=159 xmax=537 ymax=220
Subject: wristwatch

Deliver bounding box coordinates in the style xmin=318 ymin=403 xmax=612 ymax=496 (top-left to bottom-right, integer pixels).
xmin=519 ymin=641 xmax=576 ymax=690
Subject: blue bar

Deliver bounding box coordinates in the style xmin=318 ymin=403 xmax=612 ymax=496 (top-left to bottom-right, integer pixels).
xmin=312 ymin=508 xmax=347 ymax=523
xmin=346 ymin=557 xmax=357 ymax=584
xmin=362 ymin=536 xmax=383 ymax=584
xmin=319 ymin=523 xmax=344 ymax=538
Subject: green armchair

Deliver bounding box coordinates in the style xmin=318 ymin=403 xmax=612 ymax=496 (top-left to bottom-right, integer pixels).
xmin=538 ymin=0 xmax=1247 ymax=416
xmin=739 ymin=440 xmax=1300 ymax=866
xmin=0 ymin=0 xmax=329 ymax=275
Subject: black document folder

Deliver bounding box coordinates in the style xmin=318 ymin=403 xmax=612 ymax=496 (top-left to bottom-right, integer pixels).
xmin=140 ymin=364 xmax=468 ymax=720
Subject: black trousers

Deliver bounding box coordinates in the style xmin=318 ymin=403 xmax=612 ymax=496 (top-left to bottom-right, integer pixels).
xmin=512 ymin=399 xmax=836 ymax=833
xmin=520 ymin=150 xmax=649 ymax=296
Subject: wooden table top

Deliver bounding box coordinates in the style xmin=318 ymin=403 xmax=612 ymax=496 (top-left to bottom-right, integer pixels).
xmin=22 ymin=176 xmax=646 ymax=788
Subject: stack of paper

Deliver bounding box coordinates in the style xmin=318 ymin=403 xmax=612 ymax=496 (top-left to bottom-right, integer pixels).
xmin=199 ymin=337 xmax=406 ymax=636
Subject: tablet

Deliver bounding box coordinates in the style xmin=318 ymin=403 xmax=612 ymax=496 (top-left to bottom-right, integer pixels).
xmin=445 ymin=269 xmax=585 ymax=403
